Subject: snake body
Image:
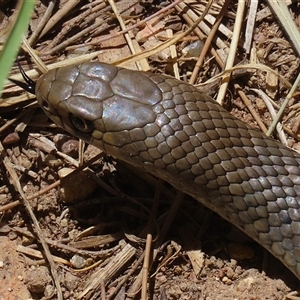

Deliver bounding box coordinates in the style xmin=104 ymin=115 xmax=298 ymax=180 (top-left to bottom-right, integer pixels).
xmin=35 ymin=62 xmax=300 ymax=279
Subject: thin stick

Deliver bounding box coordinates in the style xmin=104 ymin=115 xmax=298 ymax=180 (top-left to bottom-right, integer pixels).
xmin=216 ymin=0 xmax=246 ymax=105
xmin=267 ymin=0 xmax=300 ymax=56
xmin=0 ymin=142 xmax=63 ymax=300
xmin=190 ymin=0 xmax=231 ymax=84
xmin=141 ymin=179 xmax=163 ymax=299
xmin=266 ymin=72 xmax=300 ymax=136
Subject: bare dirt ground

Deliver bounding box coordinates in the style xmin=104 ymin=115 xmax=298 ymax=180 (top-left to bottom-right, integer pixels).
xmin=1 ymin=0 xmax=300 ymax=299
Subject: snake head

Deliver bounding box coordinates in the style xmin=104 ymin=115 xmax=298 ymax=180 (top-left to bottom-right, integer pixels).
xmin=35 ymin=62 xmax=161 ymax=157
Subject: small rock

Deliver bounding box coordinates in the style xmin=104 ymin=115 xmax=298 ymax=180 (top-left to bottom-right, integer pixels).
xmin=44 ymin=153 xmax=63 ymax=167
xmin=2 ymin=132 xmax=20 ymax=145
xmin=226 ymin=267 xmax=235 ymax=279
xmin=7 ymin=231 xmax=18 ymax=241
xmin=25 ymin=266 xmax=51 ymax=294
xmin=64 ymin=272 xmax=79 ymax=290
xmin=237 ymin=276 xmax=255 ymax=292
xmin=70 ymin=254 xmax=87 ymax=269
xmin=58 ymin=168 xmax=97 ymax=203
xmin=44 ymin=284 xmax=55 ymax=298
xmin=60 ymin=218 xmax=69 ymax=227
xmin=61 ymin=139 xmax=79 ymax=157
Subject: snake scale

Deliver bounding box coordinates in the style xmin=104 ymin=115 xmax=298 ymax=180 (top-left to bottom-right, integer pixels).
xmin=14 ymin=62 xmax=300 ymax=279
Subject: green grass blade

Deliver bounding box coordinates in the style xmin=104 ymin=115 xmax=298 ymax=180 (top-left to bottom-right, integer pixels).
xmin=0 ymin=1 xmax=36 ymax=99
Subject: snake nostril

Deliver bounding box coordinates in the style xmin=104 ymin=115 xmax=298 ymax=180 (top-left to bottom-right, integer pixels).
xmin=70 ymin=114 xmax=94 ymax=133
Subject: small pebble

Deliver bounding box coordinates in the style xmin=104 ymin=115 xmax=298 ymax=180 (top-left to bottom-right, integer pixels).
xmin=70 ymin=254 xmax=87 ymax=269
xmin=58 ymin=168 xmax=97 ymax=203
xmin=2 ymin=132 xmax=20 ymax=145
xmin=61 ymin=139 xmax=79 ymax=157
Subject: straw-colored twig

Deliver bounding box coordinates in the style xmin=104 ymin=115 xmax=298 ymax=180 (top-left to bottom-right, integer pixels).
xmin=267 ymin=0 xmax=300 ymax=56
xmin=0 ymin=142 xmax=63 ymax=300
xmin=189 ymin=0 xmax=231 ymax=84
xmin=115 ymin=0 xmax=214 ymax=67
xmin=216 ymin=0 xmax=246 ymax=105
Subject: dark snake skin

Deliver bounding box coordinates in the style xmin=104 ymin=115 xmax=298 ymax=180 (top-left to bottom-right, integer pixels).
xmin=35 ymin=62 xmax=300 ymax=279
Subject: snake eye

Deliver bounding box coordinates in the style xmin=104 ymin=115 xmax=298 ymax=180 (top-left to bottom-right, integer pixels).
xmin=70 ymin=115 xmax=94 ymax=132
xmin=41 ymin=100 xmax=51 ymax=112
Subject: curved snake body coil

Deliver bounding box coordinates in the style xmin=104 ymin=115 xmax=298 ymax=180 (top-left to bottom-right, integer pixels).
xmin=35 ymin=62 xmax=300 ymax=279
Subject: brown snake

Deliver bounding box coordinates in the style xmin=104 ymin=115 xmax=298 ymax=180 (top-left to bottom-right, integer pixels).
xmin=14 ymin=62 xmax=300 ymax=279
